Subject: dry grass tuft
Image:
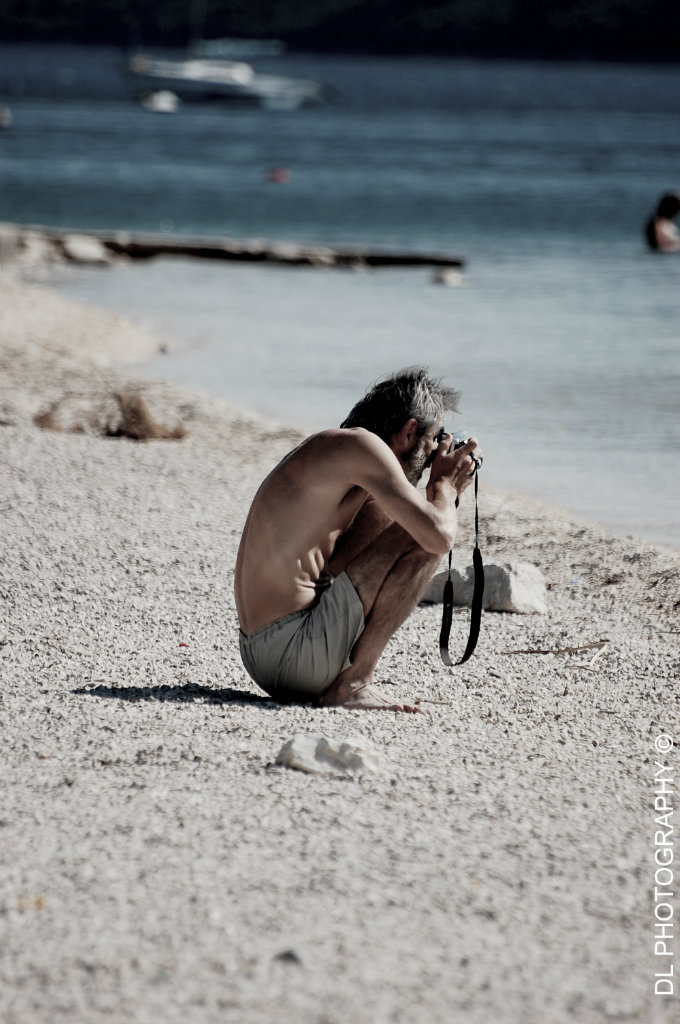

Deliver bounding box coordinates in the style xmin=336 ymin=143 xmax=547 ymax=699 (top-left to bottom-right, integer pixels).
xmin=106 ymin=392 xmax=186 ymax=441
xmin=33 ymin=391 xmax=186 ymax=441
xmin=33 ymin=406 xmax=63 ymax=432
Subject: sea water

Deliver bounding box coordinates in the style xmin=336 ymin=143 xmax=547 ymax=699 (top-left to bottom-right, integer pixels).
xmin=1 ymin=45 xmax=678 ymax=545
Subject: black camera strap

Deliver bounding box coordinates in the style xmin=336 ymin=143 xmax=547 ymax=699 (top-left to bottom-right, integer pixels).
xmin=439 ymin=468 xmax=484 ymax=665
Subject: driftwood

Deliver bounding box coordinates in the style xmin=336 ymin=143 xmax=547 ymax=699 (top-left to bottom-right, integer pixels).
xmin=3 ymin=221 xmax=465 ymax=271
xmin=502 ymin=639 xmax=607 ymax=657
xmin=101 ymin=232 xmax=466 ymax=269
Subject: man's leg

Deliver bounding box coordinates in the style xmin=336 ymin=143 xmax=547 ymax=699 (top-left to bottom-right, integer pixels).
xmin=324 ymin=504 xmax=441 ymax=712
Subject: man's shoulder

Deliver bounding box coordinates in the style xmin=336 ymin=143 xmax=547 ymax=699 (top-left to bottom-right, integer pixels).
xmin=281 ymin=428 xmax=392 ymax=484
xmin=298 ymin=427 xmax=392 ymax=467
xmin=311 ymin=427 xmax=386 ymax=452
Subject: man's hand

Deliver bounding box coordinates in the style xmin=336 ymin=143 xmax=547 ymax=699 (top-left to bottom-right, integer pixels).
xmin=427 ymin=435 xmax=482 ymax=500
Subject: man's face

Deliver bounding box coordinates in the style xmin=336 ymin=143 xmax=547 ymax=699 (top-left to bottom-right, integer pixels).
xmin=402 ymin=423 xmax=442 ymax=485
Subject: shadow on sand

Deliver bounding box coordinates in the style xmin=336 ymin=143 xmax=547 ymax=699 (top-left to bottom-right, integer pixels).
xmin=73 ymin=682 xmax=276 ymax=706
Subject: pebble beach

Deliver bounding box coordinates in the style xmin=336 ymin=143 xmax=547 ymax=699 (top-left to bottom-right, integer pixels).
xmin=1 ymin=265 xmax=679 ymax=1023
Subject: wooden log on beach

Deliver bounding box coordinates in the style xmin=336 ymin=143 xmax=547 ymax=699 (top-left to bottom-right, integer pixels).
xmin=100 ymin=230 xmax=467 ymax=269
xmin=3 ymin=222 xmax=465 ymax=270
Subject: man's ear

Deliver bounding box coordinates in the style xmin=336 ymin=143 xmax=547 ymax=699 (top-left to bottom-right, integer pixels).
xmin=391 ymin=418 xmax=419 ymax=453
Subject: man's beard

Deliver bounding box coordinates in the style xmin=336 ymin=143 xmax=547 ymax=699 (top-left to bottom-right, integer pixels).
xmin=402 ymin=438 xmax=428 ymax=485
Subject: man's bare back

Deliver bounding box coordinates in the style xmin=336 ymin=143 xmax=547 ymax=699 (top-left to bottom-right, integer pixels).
xmin=234 ymin=370 xmax=480 ymax=710
xmin=235 ymin=431 xmax=369 ymax=635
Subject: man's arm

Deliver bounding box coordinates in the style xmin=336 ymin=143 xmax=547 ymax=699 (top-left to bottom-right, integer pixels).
xmin=334 ymin=428 xmax=478 ymax=555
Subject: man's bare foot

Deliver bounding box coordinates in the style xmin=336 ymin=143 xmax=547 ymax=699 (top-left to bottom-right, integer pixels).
xmin=321 ymin=677 xmax=425 ymax=714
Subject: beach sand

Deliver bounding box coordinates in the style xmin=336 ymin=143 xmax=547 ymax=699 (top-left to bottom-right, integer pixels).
xmin=1 ymin=266 xmax=678 ymax=1023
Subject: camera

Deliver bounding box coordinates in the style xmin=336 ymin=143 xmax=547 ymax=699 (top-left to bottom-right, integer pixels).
xmin=435 ymin=429 xmax=468 ymax=449
xmin=432 ymin=429 xmax=482 ymax=471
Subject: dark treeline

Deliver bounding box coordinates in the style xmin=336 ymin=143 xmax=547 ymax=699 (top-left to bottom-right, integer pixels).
xmin=2 ymin=0 xmax=679 ymax=60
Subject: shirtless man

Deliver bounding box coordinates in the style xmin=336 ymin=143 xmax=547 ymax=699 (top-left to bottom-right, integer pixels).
xmin=234 ymin=368 xmax=481 ymax=712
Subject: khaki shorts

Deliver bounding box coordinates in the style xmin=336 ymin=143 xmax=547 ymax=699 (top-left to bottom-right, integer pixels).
xmin=239 ymin=572 xmax=365 ymax=699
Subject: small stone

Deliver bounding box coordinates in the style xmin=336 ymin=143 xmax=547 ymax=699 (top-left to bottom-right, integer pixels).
xmin=432 ymin=267 xmax=463 ymax=286
xmin=60 ymin=234 xmax=113 ymax=265
xmin=274 ymin=733 xmax=379 ymax=775
xmin=422 ymin=560 xmax=547 ymax=614
xmin=483 ymin=561 xmax=548 ymax=614
xmin=325 ymin=737 xmax=380 ymax=773
xmin=273 ymin=949 xmax=302 ymax=964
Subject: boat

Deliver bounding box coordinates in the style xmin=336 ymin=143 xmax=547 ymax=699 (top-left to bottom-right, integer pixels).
xmin=126 ymin=52 xmax=324 ymax=111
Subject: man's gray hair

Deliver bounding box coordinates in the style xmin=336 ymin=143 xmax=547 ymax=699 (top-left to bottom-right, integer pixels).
xmin=340 ymin=367 xmax=460 ymax=443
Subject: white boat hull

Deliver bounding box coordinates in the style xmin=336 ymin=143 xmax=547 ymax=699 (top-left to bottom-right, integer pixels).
xmin=127 ymin=55 xmax=323 ymax=110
